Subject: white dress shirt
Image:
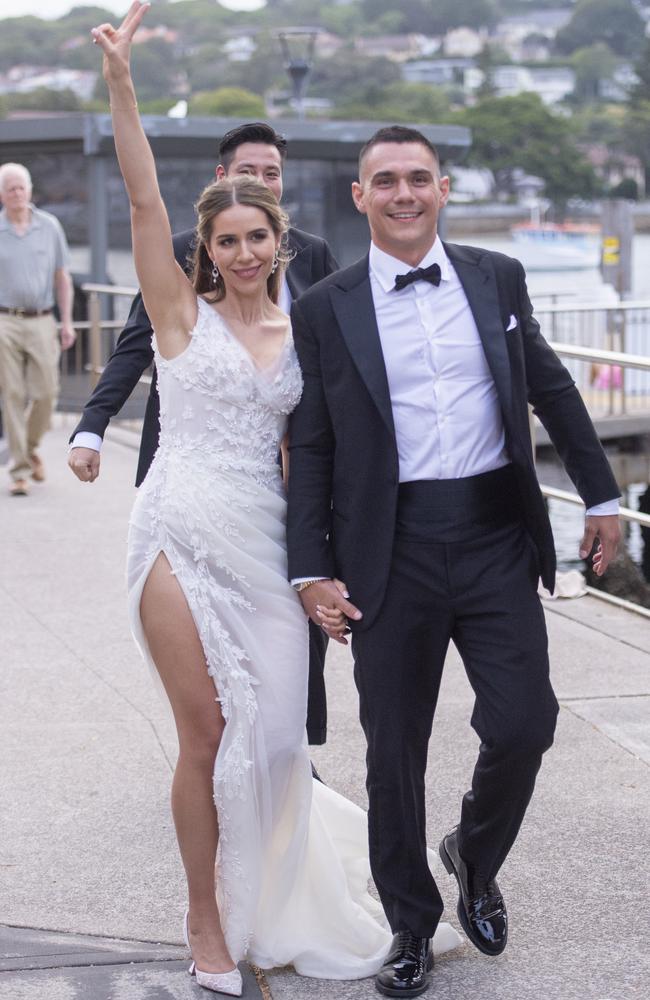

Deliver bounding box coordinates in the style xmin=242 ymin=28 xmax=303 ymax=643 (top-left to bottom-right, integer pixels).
xmin=370 ymin=239 xmax=509 ymax=482
xmin=368 ymin=239 xmax=617 ymax=516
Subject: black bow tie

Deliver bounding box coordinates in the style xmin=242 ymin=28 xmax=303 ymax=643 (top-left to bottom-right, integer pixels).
xmin=393 ymin=262 xmax=441 ymax=291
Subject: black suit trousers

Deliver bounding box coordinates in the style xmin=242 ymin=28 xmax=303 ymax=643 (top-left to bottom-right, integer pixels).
xmin=351 ymin=483 xmax=559 ymax=937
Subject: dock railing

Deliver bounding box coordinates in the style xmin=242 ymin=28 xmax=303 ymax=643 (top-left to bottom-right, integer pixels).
xmin=58 ymin=283 xmax=152 ymax=397
xmin=534 ymin=337 xmax=650 ymax=617
xmin=535 ymin=300 xmax=650 ymax=417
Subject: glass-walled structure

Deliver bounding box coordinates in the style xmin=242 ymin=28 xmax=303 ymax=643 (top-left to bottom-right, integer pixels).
xmin=0 ymin=115 xmax=471 ymax=275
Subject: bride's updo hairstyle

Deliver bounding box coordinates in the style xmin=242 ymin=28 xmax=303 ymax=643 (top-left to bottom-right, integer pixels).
xmin=192 ymin=177 xmax=292 ymax=304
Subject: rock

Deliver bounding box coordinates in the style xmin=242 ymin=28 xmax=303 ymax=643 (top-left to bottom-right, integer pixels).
xmin=584 ymin=539 xmax=650 ymax=608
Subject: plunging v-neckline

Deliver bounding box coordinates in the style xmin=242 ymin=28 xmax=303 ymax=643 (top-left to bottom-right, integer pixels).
xmin=206 ymin=301 xmax=291 ymax=374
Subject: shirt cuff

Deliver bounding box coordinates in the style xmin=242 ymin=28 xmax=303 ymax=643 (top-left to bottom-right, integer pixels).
xmin=290 ymin=576 xmax=329 ymax=587
xmin=69 ymin=432 xmax=103 ymax=453
xmin=585 ymin=499 xmax=619 ymax=516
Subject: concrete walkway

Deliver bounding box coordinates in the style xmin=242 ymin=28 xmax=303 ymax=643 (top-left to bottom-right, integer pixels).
xmin=0 ymin=422 xmax=648 ymax=1000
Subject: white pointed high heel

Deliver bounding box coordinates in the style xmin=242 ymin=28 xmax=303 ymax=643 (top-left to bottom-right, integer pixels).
xmin=183 ymin=910 xmax=243 ymax=997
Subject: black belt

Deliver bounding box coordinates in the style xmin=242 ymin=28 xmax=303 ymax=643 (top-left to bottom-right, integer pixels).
xmin=0 ymin=306 xmax=53 ymax=317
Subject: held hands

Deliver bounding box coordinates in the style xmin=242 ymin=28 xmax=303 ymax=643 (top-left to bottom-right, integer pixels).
xmin=579 ymin=514 xmax=621 ymax=577
xmin=91 ymin=1 xmax=150 ymax=88
xmin=68 ymin=447 xmax=101 ymax=483
xmin=299 ymin=579 xmax=363 ymax=647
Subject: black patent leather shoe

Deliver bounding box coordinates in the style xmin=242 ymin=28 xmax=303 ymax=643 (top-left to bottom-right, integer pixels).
xmin=439 ymin=828 xmax=508 ymax=956
xmin=375 ymin=931 xmax=433 ymax=997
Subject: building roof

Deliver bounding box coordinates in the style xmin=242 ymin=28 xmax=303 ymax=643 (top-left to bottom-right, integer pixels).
xmin=0 ymin=113 xmax=471 ymax=163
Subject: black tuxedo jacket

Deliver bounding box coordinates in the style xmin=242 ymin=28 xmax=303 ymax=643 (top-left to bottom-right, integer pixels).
xmin=72 ymin=226 xmax=339 ymax=486
xmin=287 ymin=243 xmax=620 ymax=627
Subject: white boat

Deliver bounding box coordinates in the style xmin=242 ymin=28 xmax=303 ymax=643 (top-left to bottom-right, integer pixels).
xmin=510 ymin=221 xmax=601 ymax=271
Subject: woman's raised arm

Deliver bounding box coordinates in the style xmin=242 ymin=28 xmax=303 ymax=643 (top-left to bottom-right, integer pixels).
xmin=91 ymin=2 xmax=195 ymax=349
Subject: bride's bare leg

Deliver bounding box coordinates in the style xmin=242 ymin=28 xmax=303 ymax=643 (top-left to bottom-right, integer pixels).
xmin=140 ymin=551 xmax=235 ymax=973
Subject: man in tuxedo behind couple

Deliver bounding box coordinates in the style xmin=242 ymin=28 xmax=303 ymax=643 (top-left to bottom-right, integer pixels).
xmin=287 ymin=125 xmax=620 ymax=997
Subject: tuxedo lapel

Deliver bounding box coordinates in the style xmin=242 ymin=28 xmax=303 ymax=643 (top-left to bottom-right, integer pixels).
xmin=445 ymin=243 xmax=513 ymax=416
xmin=329 ymin=257 xmax=395 ymax=438
xmin=287 ymin=231 xmax=313 ymax=298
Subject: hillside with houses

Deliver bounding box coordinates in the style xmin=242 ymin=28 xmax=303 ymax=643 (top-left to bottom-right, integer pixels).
xmin=1 ymin=0 xmax=649 ymax=207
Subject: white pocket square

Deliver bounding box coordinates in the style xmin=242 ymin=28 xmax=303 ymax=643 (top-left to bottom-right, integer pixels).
xmin=506 ymin=314 xmax=518 ymax=331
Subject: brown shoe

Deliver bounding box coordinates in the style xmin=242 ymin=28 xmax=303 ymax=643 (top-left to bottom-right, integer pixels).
xmin=10 ymin=479 xmax=30 ymax=496
xmin=29 ymin=453 xmax=45 ymax=482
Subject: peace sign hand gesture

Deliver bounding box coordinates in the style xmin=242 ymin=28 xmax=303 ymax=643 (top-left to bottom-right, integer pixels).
xmin=91 ymin=1 xmax=150 ymax=88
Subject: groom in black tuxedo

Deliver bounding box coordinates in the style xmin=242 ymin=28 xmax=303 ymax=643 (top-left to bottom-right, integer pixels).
xmin=287 ymin=126 xmax=620 ymax=997
xmin=68 ymin=122 xmax=338 ymax=747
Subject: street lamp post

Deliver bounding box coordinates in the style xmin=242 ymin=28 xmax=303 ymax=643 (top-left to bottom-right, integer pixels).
xmin=275 ymin=27 xmax=319 ymax=230
xmin=276 ymin=27 xmax=319 ymax=120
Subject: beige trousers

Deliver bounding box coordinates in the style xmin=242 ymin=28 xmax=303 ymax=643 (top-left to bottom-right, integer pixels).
xmin=0 ymin=313 xmax=60 ymax=480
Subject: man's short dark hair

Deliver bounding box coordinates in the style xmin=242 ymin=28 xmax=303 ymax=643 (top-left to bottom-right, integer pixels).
xmin=359 ymin=125 xmax=440 ymax=173
xmin=219 ymin=123 xmax=288 ymax=170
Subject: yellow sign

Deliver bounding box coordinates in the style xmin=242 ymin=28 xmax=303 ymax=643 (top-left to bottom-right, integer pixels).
xmin=602 ymin=235 xmax=620 ymax=266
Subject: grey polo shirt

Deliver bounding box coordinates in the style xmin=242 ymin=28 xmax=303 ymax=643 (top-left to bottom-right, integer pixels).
xmin=0 ymin=205 xmax=70 ymax=311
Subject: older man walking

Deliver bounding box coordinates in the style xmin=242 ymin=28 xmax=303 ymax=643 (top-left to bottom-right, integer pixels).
xmin=0 ymin=162 xmax=75 ymax=495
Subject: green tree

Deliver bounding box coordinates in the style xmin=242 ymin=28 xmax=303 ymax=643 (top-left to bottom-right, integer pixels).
xmin=555 ymin=0 xmax=645 ymax=59
xmin=334 ymin=82 xmax=450 ymax=122
xmin=0 ymin=15 xmax=61 ymax=71
xmin=6 ymin=87 xmax=82 ymax=112
xmin=571 ymin=102 xmax=627 ymax=147
xmin=457 ymin=92 xmax=601 ymax=205
xmin=629 ymin=37 xmax=650 ymax=105
xmin=623 ymin=39 xmax=650 ymax=187
xmin=475 ymin=44 xmax=501 ymax=99
xmin=622 ymin=100 xmax=650 ymax=187
xmin=207 ymin=36 xmax=286 ymax=98
xmin=320 ymin=4 xmax=364 ymax=38
xmin=309 ymin=47 xmax=400 ymax=102
xmin=136 ymin=0 xmax=234 ymax=45
xmin=360 ymin=0 xmax=497 ymax=34
xmin=608 ymin=176 xmax=638 ymax=199
xmin=190 ymin=86 xmax=265 ymax=117
xmin=94 ymin=39 xmax=179 ymax=102
xmin=569 ymin=43 xmax=619 ymax=105
xmin=186 ymin=43 xmax=230 ymax=94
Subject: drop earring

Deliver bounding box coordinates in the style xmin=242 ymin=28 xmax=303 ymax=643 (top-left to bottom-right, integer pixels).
xmin=211 ymin=262 xmax=219 ymax=285
xmin=270 ymin=254 xmax=279 ymax=274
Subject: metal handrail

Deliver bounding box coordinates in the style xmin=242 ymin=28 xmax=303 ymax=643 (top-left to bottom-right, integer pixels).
xmin=536 ymin=298 xmax=650 ymax=315
xmin=583 ymin=587 xmax=650 ymax=619
xmin=81 ymin=282 xmax=138 ymax=297
xmin=59 ymin=319 xmax=125 ymax=331
xmin=547 ymin=342 xmax=650 ymax=371
xmin=80 ymin=283 xmax=139 ymax=387
xmin=540 ymin=485 xmax=650 ymax=529
xmin=536 ymin=348 xmax=650 ymax=533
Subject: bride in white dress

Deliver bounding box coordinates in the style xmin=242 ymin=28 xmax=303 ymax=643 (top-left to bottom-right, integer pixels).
xmin=92 ymin=4 xmax=461 ymax=994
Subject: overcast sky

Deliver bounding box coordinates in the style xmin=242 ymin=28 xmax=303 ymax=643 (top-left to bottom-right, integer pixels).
xmin=5 ymin=1 xmax=126 ymax=18
xmin=2 ymin=0 xmax=263 ymax=21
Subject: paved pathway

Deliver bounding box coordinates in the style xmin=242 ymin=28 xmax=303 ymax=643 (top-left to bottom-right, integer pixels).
xmin=0 ymin=422 xmax=647 ymax=999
